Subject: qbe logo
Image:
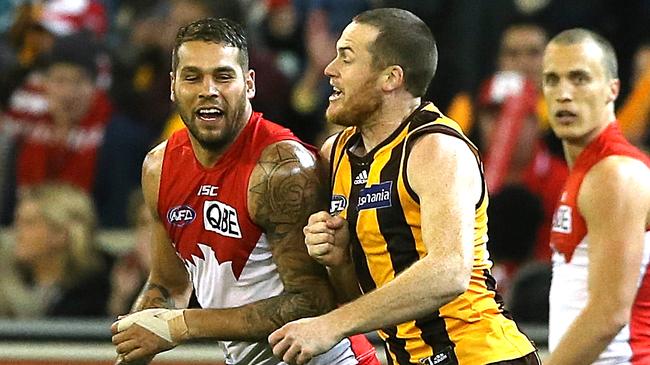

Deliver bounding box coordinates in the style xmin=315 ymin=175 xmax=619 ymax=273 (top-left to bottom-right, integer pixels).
xmin=204 ymin=201 xmax=242 ymax=238
xmin=551 ymin=204 xmax=572 ymax=233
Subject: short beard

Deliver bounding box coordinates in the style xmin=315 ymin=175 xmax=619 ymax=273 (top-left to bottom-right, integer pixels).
xmin=181 ymin=94 xmax=248 ymax=153
xmin=326 ymin=93 xmax=382 ymax=127
xmin=194 ymin=127 xmax=238 ymax=152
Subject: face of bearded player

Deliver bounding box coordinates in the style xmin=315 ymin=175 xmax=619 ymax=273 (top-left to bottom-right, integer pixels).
xmin=324 ymin=22 xmax=385 ymax=128
xmin=171 ymin=40 xmax=255 ymax=154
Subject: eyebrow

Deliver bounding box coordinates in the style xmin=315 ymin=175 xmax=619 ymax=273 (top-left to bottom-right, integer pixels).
xmin=337 ymin=46 xmax=354 ymax=54
xmin=568 ymin=70 xmax=589 ymax=77
xmin=180 ymin=65 xmax=237 ymax=74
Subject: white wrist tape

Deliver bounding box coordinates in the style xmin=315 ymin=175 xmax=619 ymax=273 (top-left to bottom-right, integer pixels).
xmin=116 ymin=308 xmax=189 ymax=343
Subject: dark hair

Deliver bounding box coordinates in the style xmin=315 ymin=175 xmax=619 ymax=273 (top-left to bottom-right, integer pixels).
xmin=44 ymin=31 xmax=99 ymax=79
xmin=353 ymin=8 xmax=437 ymax=97
xmin=549 ymin=28 xmax=618 ymax=79
xmin=172 ymin=17 xmax=248 ymax=72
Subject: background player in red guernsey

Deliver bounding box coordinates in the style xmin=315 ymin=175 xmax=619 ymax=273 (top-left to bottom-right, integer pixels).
xmin=110 ymin=17 xmax=379 ymax=365
xmin=542 ymin=28 xmax=650 ymax=365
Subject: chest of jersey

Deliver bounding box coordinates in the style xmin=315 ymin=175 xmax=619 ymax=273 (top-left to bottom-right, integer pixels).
xmin=550 ymin=123 xmax=650 ymax=263
xmin=159 ymin=143 xmax=262 ymax=280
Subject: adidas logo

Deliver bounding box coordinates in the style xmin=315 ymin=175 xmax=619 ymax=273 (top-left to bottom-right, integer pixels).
xmin=354 ymin=170 xmax=368 ymax=185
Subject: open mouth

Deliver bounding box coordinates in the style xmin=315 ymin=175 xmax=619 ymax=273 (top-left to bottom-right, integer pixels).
xmin=329 ymin=85 xmax=343 ymax=101
xmin=195 ymin=107 xmax=224 ymax=121
xmin=555 ymin=110 xmax=577 ymax=124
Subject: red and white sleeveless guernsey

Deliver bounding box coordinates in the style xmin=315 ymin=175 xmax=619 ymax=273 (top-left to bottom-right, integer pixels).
xmin=157 ymin=112 xmax=361 ymax=365
xmin=549 ymin=122 xmax=650 ymax=364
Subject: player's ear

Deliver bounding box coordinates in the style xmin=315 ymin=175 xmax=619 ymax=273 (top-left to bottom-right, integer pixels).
xmin=606 ymin=78 xmax=620 ymax=103
xmin=246 ymin=69 xmax=256 ymax=99
xmin=381 ymin=65 xmax=404 ymax=92
xmin=170 ymin=71 xmax=176 ymax=102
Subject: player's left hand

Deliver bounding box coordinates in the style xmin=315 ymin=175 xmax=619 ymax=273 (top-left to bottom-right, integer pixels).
xmin=111 ymin=309 xmax=189 ymax=363
xmin=268 ymin=316 xmax=343 ymax=365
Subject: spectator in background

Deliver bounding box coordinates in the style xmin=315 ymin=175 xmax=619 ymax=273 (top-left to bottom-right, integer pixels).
xmin=471 ymin=22 xmax=568 ymax=307
xmin=475 ymin=21 xmax=567 ymax=250
xmin=0 ymin=0 xmax=110 ymax=226
xmin=498 ymin=22 xmax=547 ymax=89
xmin=0 ymin=29 xmax=151 ymax=229
xmin=13 ymin=32 xmax=111 ymax=192
xmin=0 ymin=183 xmax=111 ymax=318
xmin=291 ymin=0 xmax=372 ymax=144
xmin=476 ymin=72 xmax=568 ymax=262
xmin=467 ymin=21 xmax=550 ymax=135
xmin=245 ymin=0 xmax=307 ymax=141
xmin=0 ymin=0 xmax=108 ymax=109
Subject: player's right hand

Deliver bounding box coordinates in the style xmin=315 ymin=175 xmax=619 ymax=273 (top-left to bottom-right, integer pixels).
xmin=303 ymin=211 xmax=350 ymax=267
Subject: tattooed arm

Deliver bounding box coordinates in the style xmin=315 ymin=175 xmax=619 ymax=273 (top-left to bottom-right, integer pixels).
xmin=181 ymin=140 xmax=337 ymax=340
xmin=133 ymin=141 xmax=193 ymax=312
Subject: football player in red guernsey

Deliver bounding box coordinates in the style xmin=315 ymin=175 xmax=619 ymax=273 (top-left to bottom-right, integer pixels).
xmin=543 ymin=29 xmax=650 ymax=365
xmin=110 ymin=17 xmax=379 ymax=365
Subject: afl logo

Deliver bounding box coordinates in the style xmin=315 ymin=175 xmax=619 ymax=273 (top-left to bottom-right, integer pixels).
xmin=167 ymin=205 xmax=196 ymax=227
xmin=330 ymin=195 xmax=348 ymax=215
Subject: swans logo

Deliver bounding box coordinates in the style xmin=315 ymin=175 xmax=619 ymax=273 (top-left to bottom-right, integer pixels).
xmin=167 ymin=205 xmax=196 ymax=226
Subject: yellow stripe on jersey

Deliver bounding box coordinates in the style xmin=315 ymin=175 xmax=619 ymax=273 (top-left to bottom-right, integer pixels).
xmin=329 ymin=102 xmax=535 ymax=365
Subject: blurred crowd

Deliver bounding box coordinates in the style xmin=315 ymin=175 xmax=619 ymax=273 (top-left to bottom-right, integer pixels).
xmin=0 ymin=0 xmax=649 ymax=323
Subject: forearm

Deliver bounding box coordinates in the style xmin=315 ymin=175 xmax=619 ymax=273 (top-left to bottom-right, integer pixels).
xmin=131 ymin=280 xmax=191 ymax=312
xmin=185 ymin=286 xmax=335 ymax=341
xmin=327 ymin=262 xmax=362 ymax=304
xmin=547 ymin=303 xmax=626 ymax=365
xmin=323 ymin=258 xmax=466 ymax=337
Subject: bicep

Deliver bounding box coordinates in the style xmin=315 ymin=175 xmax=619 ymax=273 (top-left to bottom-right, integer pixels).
xmin=248 ymin=141 xmax=332 ymax=294
xmin=407 ymin=134 xmax=479 ymax=269
xmin=580 ymin=158 xmax=650 ymax=306
xmin=140 ymin=144 xmax=189 ymax=295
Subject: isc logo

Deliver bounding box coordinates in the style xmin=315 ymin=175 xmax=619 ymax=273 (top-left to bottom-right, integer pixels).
xmin=203 ymin=201 xmax=242 ymax=238
xmin=198 ymin=185 xmax=219 ymax=196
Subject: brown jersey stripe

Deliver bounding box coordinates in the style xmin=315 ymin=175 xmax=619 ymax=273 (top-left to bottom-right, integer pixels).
xmin=347 ymin=160 xmax=377 ymax=293
xmin=483 ymin=268 xmax=511 ymax=319
xmin=407 ymin=105 xmax=441 ymax=132
xmin=376 ymin=139 xmax=420 ymax=275
xmin=402 ymin=123 xmax=486 ymax=209
xmin=382 ymin=326 xmax=416 ymax=365
xmin=329 ymin=131 xmax=346 ymax=190
xmin=415 ymin=312 xmax=456 ymax=361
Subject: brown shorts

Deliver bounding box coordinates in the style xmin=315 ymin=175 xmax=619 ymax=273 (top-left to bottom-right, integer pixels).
xmin=487 ymin=351 xmax=541 ymax=365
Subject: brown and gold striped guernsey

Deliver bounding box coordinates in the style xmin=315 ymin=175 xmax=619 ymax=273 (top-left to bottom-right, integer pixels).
xmin=329 ymin=102 xmax=536 ymax=365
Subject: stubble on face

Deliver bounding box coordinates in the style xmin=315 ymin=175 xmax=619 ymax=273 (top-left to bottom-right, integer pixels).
xmin=180 ymin=87 xmax=248 ymax=153
xmin=325 ymin=77 xmax=383 ymax=127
